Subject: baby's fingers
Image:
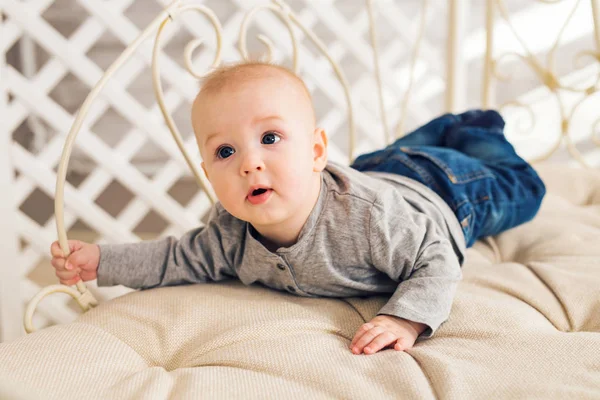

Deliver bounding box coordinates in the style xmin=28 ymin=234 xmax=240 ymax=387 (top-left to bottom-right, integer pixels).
xmin=52 ymin=256 xmax=76 ymax=271
xmin=50 ymin=257 xmax=66 ymax=271
xmin=58 ymin=276 xmax=81 ymax=286
xmin=351 ymin=325 xmax=384 ymax=354
xmin=50 ymin=240 xmax=84 ymax=259
xmin=66 ymin=250 xmax=89 ymax=271
xmin=55 ymin=268 xmax=81 ymax=286
xmin=50 ymin=241 xmax=64 ymax=258
xmin=363 ymin=332 xmax=397 ymax=355
xmin=350 ymin=322 xmax=373 ymax=350
xmin=394 ymin=337 xmax=412 ymax=352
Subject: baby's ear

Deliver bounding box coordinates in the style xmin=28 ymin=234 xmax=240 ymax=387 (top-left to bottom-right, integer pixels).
xmin=312 ymin=128 xmax=328 ymax=172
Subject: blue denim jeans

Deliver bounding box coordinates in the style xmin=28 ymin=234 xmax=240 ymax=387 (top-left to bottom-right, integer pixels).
xmin=350 ymin=109 xmax=546 ymax=248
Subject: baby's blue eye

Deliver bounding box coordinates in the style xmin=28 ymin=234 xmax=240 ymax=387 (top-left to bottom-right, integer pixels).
xmin=217 ymin=146 xmax=235 ymax=159
xmin=262 ymin=132 xmax=280 ymax=145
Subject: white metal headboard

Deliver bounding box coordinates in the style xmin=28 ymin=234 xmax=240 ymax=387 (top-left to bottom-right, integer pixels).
xmin=20 ymin=0 xmax=430 ymax=332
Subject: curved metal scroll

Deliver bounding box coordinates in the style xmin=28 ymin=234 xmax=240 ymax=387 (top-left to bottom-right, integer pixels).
xmin=24 ymin=0 xmax=223 ymax=333
xmin=484 ymin=0 xmax=600 ymax=167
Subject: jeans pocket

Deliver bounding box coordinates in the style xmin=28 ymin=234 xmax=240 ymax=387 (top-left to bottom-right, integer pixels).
xmin=399 ymin=147 xmax=496 ymax=184
xmin=351 ymin=149 xmax=437 ymax=188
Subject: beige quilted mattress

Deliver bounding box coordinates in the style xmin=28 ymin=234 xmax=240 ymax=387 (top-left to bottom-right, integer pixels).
xmin=1 ymin=163 xmax=599 ymax=399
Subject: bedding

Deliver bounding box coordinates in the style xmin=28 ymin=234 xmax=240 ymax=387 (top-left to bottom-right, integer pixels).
xmin=0 ymin=163 xmax=599 ymax=399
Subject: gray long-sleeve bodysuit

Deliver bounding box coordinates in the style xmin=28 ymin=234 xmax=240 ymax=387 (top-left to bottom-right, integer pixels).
xmin=98 ymin=162 xmax=466 ymax=337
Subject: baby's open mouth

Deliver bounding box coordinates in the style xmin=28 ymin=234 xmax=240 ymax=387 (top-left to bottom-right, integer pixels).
xmin=247 ymin=187 xmax=273 ymax=205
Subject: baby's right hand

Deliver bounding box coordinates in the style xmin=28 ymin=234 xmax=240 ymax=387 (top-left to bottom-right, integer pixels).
xmin=50 ymin=240 xmax=100 ymax=285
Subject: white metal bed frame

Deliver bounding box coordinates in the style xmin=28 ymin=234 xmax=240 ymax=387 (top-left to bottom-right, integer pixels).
xmin=0 ymin=0 xmax=598 ymax=340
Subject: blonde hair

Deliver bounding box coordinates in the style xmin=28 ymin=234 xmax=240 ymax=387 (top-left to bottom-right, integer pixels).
xmin=199 ymin=60 xmax=312 ymax=101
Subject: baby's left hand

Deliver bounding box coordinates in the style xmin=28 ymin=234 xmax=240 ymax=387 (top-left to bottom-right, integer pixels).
xmin=350 ymin=315 xmax=427 ymax=355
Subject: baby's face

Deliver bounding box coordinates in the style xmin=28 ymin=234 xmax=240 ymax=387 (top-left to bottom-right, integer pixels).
xmin=192 ymin=73 xmax=325 ymax=229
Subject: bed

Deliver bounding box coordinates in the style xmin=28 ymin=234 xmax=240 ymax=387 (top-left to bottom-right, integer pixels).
xmin=1 ymin=162 xmax=599 ymax=398
xmin=1 ymin=0 xmax=599 ymax=398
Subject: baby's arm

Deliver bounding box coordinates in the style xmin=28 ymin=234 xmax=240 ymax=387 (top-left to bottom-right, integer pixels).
xmin=352 ymin=189 xmax=462 ymax=354
xmin=373 ymin=236 xmax=461 ymax=338
xmin=97 ymin=206 xmax=236 ymax=289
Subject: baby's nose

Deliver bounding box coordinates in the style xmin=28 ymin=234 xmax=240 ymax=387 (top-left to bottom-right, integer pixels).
xmin=240 ymin=154 xmax=265 ymax=175
xmin=243 ymin=165 xmax=263 ymax=174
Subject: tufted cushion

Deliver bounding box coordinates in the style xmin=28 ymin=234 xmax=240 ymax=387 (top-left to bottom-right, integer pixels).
xmin=1 ymin=163 xmax=599 ymax=399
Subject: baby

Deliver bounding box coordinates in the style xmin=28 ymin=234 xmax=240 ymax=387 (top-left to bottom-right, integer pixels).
xmin=50 ymin=61 xmax=546 ymax=355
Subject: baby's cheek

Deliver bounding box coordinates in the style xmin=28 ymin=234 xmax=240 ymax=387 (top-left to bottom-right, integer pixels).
xmin=212 ymin=184 xmax=238 ymax=209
